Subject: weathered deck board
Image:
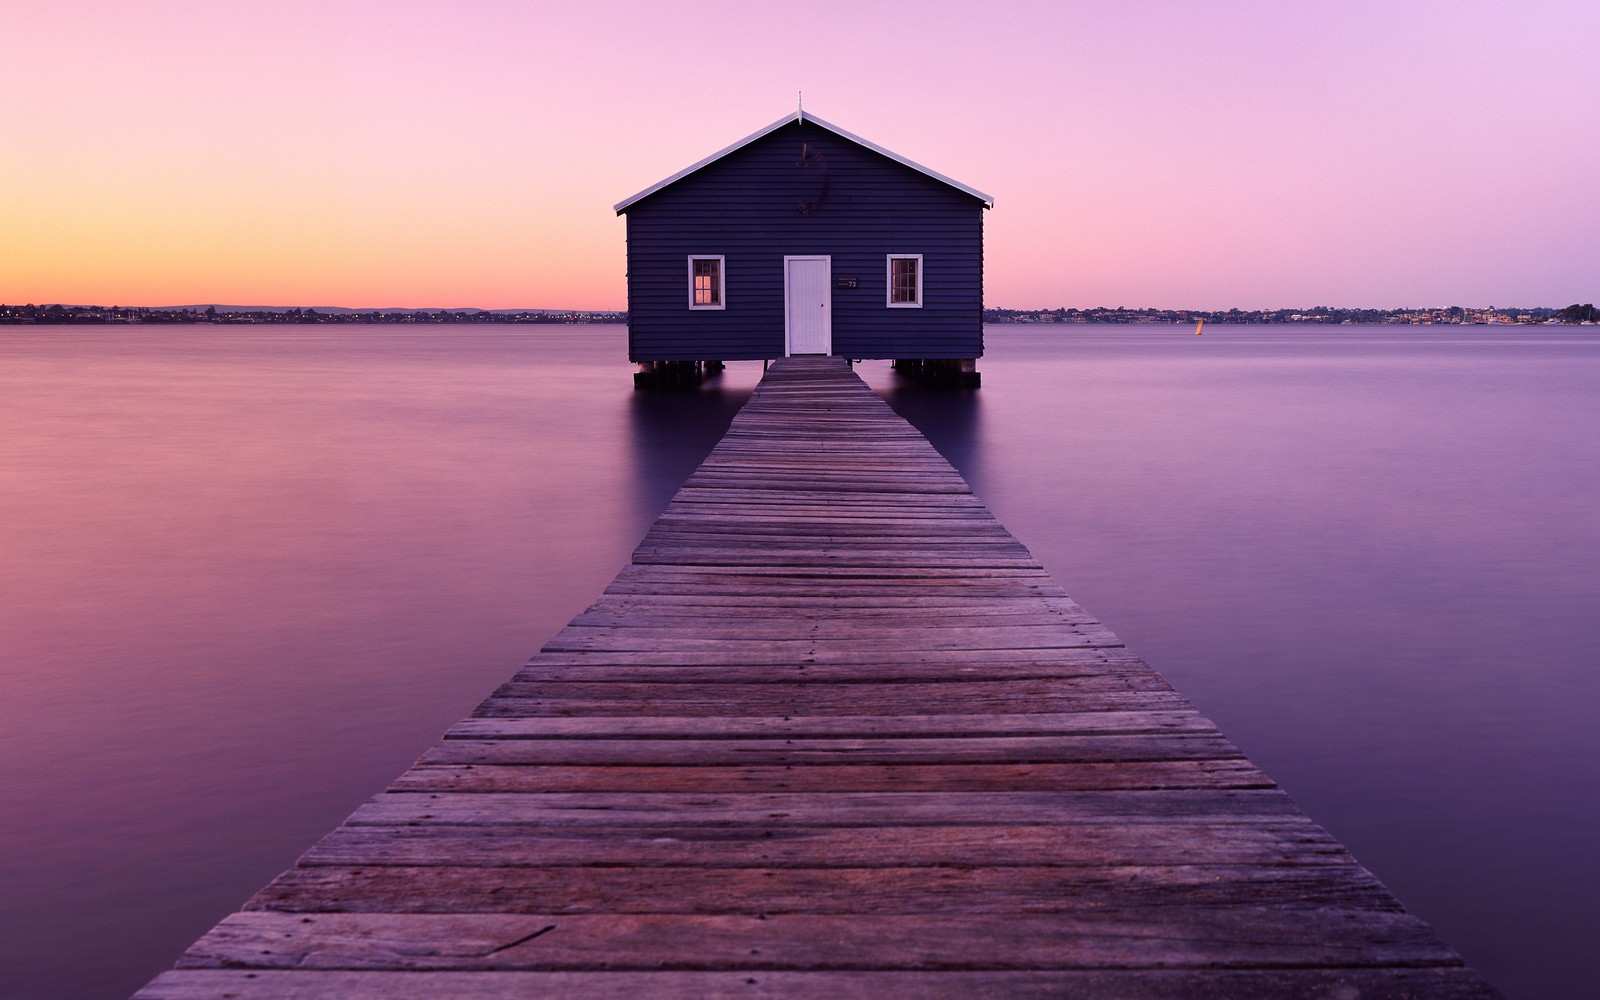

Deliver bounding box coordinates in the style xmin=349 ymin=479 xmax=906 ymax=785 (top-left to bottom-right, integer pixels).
xmin=382 ymin=760 xmax=1271 ymax=794
xmin=134 ymin=968 xmax=1503 ymax=1000
xmin=298 ymin=814 xmax=1341 ymax=867
xmin=174 ymin=910 xmax=1464 ymax=971
xmin=136 ymin=356 xmax=1499 ymax=998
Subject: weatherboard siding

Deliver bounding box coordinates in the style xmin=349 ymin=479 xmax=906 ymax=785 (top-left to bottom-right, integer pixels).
xmin=624 ymin=120 xmax=984 ymax=361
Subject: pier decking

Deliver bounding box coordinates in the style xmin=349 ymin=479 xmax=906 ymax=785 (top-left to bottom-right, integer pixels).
xmin=138 ymin=357 xmax=1498 ymax=998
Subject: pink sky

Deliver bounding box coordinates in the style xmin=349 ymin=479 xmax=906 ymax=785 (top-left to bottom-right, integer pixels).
xmin=3 ymin=0 xmax=1595 ymax=310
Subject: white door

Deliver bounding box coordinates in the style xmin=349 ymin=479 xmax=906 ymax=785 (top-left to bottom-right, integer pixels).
xmin=784 ymin=255 xmax=831 ymax=355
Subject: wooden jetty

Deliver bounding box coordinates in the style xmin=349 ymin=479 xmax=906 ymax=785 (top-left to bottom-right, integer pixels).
xmin=138 ymin=357 xmax=1499 ymax=998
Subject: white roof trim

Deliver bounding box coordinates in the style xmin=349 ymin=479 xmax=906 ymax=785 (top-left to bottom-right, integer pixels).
xmin=613 ymin=110 xmax=994 ymax=214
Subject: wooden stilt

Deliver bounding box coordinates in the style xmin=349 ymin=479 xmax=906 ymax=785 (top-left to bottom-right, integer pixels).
xmin=892 ymin=357 xmax=981 ymax=388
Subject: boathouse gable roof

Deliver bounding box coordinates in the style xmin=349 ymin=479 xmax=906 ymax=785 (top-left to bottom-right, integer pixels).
xmin=613 ymin=110 xmax=994 ymax=214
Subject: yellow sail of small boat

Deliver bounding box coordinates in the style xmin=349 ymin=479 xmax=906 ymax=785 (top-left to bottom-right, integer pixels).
xmin=1195 ymin=319 xmax=1204 ymax=335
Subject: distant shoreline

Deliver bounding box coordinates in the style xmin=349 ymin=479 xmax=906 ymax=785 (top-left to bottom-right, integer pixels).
xmin=0 ymin=306 xmax=627 ymax=326
xmin=984 ymin=304 xmax=1597 ymax=326
xmin=2 ymin=303 xmax=1594 ymax=326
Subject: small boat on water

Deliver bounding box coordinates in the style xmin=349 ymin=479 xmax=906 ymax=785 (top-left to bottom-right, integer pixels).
xmin=1195 ymin=319 xmax=1204 ymax=335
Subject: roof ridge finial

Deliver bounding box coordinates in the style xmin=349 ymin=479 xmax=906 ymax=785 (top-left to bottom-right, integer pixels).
xmin=797 ymin=91 xmax=803 ymax=121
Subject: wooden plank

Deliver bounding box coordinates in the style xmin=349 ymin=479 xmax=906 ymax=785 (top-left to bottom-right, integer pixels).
xmin=343 ymin=790 xmax=1294 ymax=827
xmin=444 ymin=710 xmax=1218 ymax=740
xmin=485 ymin=675 xmax=1172 ymax=699
xmin=502 ymin=654 xmax=1146 ymax=684
xmin=301 ymin=815 xmax=1339 ymax=868
xmin=384 ymin=760 xmax=1272 ymax=794
xmin=570 ymin=596 xmax=1087 ymax=611
xmin=476 ymin=684 xmax=1191 ymax=717
xmin=417 ymin=734 xmax=1246 ymax=766
xmin=530 ymin=646 xmax=1130 ymax=666
xmin=247 ymin=864 xmax=1400 ymax=914
xmin=545 ymin=623 xmax=1124 ymax=645
xmin=172 ymin=910 xmax=1467 ymax=971
xmin=577 ymin=594 xmax=1094 ymax=610
xmin=555 ymin=621 xmax=1119 ymax=640
xmin=136 ymin=968 xmax=1505 ymax=1000
xmin=538 ymin=633 xmax=1120 ymax=655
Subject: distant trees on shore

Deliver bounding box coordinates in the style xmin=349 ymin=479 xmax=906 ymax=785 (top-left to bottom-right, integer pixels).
xmin=0 ymin=304 xmax=627 ymax=325
xmin=983 ymin=304 xmax=1586 ymax=325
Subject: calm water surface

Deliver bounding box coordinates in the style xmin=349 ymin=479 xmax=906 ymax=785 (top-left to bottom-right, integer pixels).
xmin=2 ymin=324 xmax=1595 ymax=998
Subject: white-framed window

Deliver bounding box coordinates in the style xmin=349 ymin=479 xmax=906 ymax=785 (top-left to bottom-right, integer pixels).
xmin=887 ymin=254 xmax=923 ymax=308
xmin=688 ymin=255 xmax=725 ymax=309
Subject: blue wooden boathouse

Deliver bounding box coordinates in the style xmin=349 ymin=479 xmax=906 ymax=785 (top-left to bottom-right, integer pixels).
xmin=615 ymin=109 xmax=993 ymax=387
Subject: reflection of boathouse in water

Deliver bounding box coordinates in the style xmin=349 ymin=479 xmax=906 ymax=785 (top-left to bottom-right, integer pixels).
xmin=614 ymin=109 xmax=992 ymax=387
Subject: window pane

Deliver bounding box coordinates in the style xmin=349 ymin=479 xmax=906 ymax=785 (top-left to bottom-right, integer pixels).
xmin=891 ymin=258 xmax=918 ymax=303
xmin=692 ymin=258 xmax=720 ymax=306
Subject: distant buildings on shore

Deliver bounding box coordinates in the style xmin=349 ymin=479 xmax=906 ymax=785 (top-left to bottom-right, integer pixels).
xmin=984 ymin=304 xmax=1597 ymax=325
xmin=3 ymin=302 xmax=1594 ymax=326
